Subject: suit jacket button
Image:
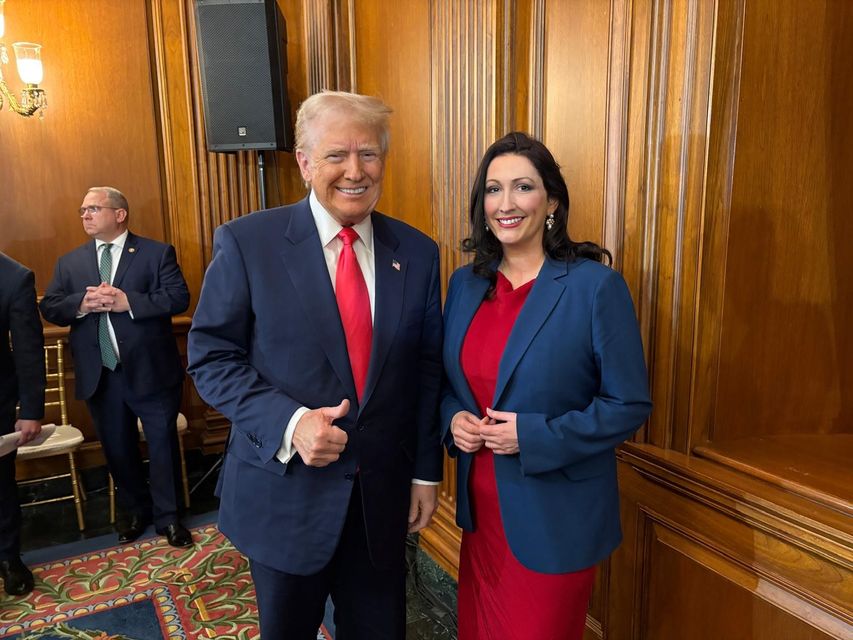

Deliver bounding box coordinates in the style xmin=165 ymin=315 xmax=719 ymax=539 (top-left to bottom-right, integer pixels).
xmin=357 ymin=424 xmax=365 ymax=432
xmin=344 ymin=473 xmax=355 ymax=481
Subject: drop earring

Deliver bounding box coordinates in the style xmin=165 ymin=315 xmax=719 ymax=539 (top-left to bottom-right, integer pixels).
xmin=545 ymin=213 xmax=555 ymax=231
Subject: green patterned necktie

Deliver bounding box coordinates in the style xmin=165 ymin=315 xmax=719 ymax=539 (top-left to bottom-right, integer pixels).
xmin=98 ymin=243 xmax=119 ymax=370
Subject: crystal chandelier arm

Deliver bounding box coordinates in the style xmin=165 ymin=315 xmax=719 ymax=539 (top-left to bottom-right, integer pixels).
xmin=0 ymin=0 xmax=47 ymax=118
xmin=0 ymin=75 xmax=41 ymax=116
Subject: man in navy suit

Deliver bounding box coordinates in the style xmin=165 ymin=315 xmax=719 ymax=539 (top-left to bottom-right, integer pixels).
xmin=0 ymin=252 xmax=45 ymax=596
xmin=188 ymin=91 xmax=443 ymax=639
xmin=40 ymin=187 xmax=192 ymax=547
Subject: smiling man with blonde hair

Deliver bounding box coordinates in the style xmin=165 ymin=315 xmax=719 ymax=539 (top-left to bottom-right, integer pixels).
xmin=188 ymin=91 xmax=443 ymax=639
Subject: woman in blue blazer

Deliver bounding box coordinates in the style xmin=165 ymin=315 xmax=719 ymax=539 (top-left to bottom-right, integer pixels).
xmin=442 ymin=132 xmax=652 ymax=639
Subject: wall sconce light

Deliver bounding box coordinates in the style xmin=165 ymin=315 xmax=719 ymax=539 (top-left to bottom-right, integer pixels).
xmin=0 ymin=0 xmax=48 ymax=118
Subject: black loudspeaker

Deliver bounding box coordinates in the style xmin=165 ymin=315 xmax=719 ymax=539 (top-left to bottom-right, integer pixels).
xmin=195 ymin=0 xmax=293 ymax=151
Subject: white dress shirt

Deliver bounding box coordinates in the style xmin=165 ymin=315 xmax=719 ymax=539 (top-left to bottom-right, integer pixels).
xmin=275 ymin=193 xmax=437 ymax=486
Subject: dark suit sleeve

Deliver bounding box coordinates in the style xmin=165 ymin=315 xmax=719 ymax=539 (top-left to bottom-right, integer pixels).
xmin=187 ymin=224 xmax=302 ymax=465
xmin=516 ymin=270 xmax=652 ymax=475
xmin=39 ymin=258 xmax=86 ymax=327
xmin=439 ymin=270 xmax=465 ymax=458
xmin=439 ymin=375 xmax=463 ymax=458
xmin=412 ymin=247 xmax=444 ymax=481
xmin=10 ymin=269 xmax=45 ymax=420
xmin=125 ymin=244 xmax=190 ymax=319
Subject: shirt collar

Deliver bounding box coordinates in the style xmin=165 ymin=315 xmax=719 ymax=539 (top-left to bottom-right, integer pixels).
xmin=308 ymin=190 xmax=373 ymax=254
xmin=96 ymin=230 xmax=129 ymax=252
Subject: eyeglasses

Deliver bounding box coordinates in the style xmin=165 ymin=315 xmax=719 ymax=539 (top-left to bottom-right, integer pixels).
xmin=78 ymin=205 xmax=118 ymax=216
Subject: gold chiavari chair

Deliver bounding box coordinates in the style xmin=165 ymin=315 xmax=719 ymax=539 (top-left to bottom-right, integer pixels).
xmin=17 ymin=339 xmax=86 ymax=530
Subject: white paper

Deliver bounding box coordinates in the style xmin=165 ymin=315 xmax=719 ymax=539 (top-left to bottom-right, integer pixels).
xmin=0 ymin=433 xmax=20 ymax=458
xmin=0 ymin=423 xmax=58 ymax=457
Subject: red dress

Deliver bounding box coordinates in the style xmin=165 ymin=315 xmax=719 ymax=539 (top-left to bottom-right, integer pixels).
xmin=457 ymin=272 xmax=596 ymax=640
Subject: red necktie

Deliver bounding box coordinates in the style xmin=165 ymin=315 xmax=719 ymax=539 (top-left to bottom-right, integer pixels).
xmin=336 ymin=227 xmax=372 ymax=401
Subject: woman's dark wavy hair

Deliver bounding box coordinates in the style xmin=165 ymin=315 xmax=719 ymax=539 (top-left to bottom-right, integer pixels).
xmin=462 ymin=132 xmax=611 ymax=294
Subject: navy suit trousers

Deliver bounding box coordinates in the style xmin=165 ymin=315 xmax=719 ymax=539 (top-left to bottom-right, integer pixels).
xmin=249 ymin=479 xmax=406 ymax=640
xmin=0 ymin=411 xmax=20 ymax=560
xmin=86 ymin=365 xmax=183 ymax=528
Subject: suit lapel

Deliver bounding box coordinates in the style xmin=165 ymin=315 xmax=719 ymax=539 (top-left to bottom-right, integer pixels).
xmin=492 ymin=259 xmax=567 ymax=408
xmin=446 ymin=272 xmax=490 ymax=414
xmin=84 ymin=241 xmax=100 ymax=285
xmin=358 ymin=214 xmax=402 ymax=412
xmin=280 ymin=200 xmax=356 ymax=399
xmin=111 ymin=233 xmax=137 ymax=288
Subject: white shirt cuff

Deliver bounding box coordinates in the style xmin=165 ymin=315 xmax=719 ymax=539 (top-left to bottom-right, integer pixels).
xmin=411 ymin=479 xmax=439 ymax=486
xmin=275 ymin=406 xmax=310 ymax=464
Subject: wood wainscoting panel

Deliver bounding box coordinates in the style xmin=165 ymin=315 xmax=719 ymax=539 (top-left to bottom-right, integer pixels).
xmin=611 ymin=445 xmax=853 ymax=640
xmin=303 ymin=0 xmax=336 ymax=93
xmin=147 ymin=0 xmax=205 ymax=314
xmin=711 ymin=0 xmax=853 ymax=443
xmin=351 ymin=0 xmax=433 ymax=236
xmin=642 ymin=521 xmax=841 ymax=640
xmin=428 ymin=0 xmax=500 ymax=285
xmin=601 ymin=0 xmax=719 ymax=452
xmin=542 ymin=0 xmax=611 ymax=253
xmin=267 ymin=0 xmax=312 ymax=209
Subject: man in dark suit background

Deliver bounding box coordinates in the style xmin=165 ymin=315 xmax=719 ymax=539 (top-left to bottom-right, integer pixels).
xmin=187 ymin=91 xmax=444 ymax=639
xmin=0 ymin=252 xmax=45 ymax=596
xmin=40 ymin=187 xmax=192 ymax=547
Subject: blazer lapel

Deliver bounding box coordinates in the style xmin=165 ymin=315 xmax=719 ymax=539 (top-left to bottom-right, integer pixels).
xmin=446 ymin=271 xmax=490 ymax=414
xmin=492 ymin=259 xmax=567 ymax=408
xmin=280 ymin=200 xmax=356 ymax=399
xmin=111 ymin=233 xmax=137 ymax=288
xmin=358 ymin=214 xmax=402 ymax=412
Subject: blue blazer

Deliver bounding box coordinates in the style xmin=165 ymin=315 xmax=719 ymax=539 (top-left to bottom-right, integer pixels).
xmin=441 ymin=258 xmax=652 ymax=573
xmin=40 ymin=233 xmax=189 ymax=400
xmin=187 ymin=198 xmax=444 ymax=575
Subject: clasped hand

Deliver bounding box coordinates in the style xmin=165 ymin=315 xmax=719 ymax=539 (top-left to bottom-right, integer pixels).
xmin=292 ymin=399 xmax=350 ymax=467
xmin=79 ymin=282 xmax=130 ymax=314
xmin=451 ymin=407 xmax=519 ymax=455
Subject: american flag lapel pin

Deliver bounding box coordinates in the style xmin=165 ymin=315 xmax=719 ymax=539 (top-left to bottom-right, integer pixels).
xmin=392 ymin=259 xmax=401 ymax=271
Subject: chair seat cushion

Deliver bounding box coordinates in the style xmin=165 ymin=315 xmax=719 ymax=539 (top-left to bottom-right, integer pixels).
xmin=17 ymin=425 xmax=84 ymax=460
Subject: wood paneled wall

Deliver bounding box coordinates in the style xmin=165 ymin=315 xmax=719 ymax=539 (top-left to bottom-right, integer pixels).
xmin=543 ymin=0 xmax=611 ymax=250
xmin=3 ymin=0 xmax=851 ymax=636
xmin=714 ymin=0 xmax=853 ymax=441
xmin=352 ymin=0 xmax=434 ymax=235
xmin=0 ymin=0 xmax=165 ymax=289
xmin=600 ymin=0 xmax=852 ymax=636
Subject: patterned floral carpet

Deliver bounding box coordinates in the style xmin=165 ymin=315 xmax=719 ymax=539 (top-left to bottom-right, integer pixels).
xmin=0 ymin=525 xmax=332 ymax=640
